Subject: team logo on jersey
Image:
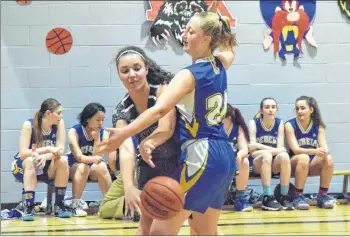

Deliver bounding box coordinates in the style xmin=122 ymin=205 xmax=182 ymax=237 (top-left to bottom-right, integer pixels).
xmin=261 ymin=0 xmax=317 ymax=61
xmin=146 ymin=0 xmax=237 ymax=46
xmin=339 ymin=0 xmax=350 ymax=19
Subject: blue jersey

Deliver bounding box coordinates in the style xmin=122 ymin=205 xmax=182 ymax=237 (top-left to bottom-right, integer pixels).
xmin=287 ymin=118 xmax=319 ymax=151
xmin=71 ymin=123 xmax=104 ymax=156
xmin=175 ymin=56 xmax=228 ymax=143
xmin=15 ymin=119 xmax=57 ymax=159
xmin=254 ymin=118 xmax=281 ymax=148
xmin=227 ymin=123 xmax=239 ymax=153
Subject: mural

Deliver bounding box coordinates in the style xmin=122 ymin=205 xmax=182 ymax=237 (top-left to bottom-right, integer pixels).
xmin=261 ymin=0 xmax=317 ymax=61
xmin=146 ymin=0 xmax=237 ymax=46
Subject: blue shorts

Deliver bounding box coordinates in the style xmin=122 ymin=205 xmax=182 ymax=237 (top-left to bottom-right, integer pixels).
xmin=68 ymin=155 xmax=93 ymax=168
xmin=12 ymin=158 xmax=52 ymax=183
xmin=172 ymin=139 xmax=236 ymax=214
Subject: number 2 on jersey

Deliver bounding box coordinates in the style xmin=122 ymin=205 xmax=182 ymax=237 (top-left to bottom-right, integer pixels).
xmin=205 ymin=91 xmax=227 ymax=126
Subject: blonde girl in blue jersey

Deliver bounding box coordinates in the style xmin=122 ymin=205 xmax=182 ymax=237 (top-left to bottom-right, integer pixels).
xmin=248 ymin=97 xmax=293 ymax=211
xmin=285 ymin=96 xmax=336 ymax=210
xmin=12 ymin=98 xmax=72 ymax=221
xmin=97 ymin=1 xmax=236 ymax=235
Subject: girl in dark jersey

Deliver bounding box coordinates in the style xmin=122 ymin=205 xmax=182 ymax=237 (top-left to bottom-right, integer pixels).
xmin=11 ymin=98 xmax=72 ymax=221
xmin=248 ymin=97 xmax=293 ymax=211
xmin=223 ymin=104 xmax=252 ymax=212
xmin=67 ymin=103 xmax=112 ymax=217
xmin=111 ymin=46 xmax=180 ymax=235
xmin=285 ymin=96 xmax=336 ymax=210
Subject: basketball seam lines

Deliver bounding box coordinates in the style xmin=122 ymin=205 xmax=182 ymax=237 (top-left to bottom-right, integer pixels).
xmin=47 ymin=35 xmax=72 ymax=49
xmin=46 ymin=28 xmax=65 ymax=41
xmin=149 ymin=181 xmax=184 ymax=206
xmin=143 ymin=189 xmax=179 ymax=212
xmin=52 ymin=28 xmax=70 ymax=54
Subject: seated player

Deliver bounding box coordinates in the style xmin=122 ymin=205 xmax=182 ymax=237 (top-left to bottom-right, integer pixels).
xmin=12 ymin=98 xmax=72 ymax=221
xmin=248 ymin=97 xmax=293 ymax=211
xmin=67 ymin=102 xmax=112 ymax=217
xmin=285 ymin=96 xmax=336 ymax=210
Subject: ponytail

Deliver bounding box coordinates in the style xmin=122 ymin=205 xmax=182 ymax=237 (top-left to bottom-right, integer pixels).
xmin=226 ymin=103 xmax=249 ymax=141
xmin=33 ymin=110 xmax=44 ymax=147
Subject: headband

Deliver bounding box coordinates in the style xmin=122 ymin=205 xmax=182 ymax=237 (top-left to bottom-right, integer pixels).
xmin=116 ymin=50 xmax=145 ymax=62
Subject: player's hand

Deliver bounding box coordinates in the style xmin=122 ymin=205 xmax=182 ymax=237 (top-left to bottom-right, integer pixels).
xmin=124 ymin=186 xmax=142 ymax=218
xmin=208 ymin=0 xmax=219 ymax=13
xmin=96 ymin=128 xmax=127 ymax=154
xmin=139 ymin=140 xmax=156 ymax=168
xmin=53 ymin=147 xmax=63 ymax=160
xmin=92 ymin=155 xmax=104 ymax=165
xmin=316 ymin=148 xmax=328 ymax=159
xmin=248 ymin=143 xmax=261 ymax=152
xmin=37 ymin=155 xmax=47 ymax=169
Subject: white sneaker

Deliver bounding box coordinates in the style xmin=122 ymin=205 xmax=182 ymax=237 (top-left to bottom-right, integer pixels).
xmin=71 ymin=199 xmax=87 ymax=217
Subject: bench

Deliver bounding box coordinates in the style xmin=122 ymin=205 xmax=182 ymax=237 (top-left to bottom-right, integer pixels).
xmin=18 ymin=170 xmax=349 ymax=214
xmin=247 ymin=170 xmax=349 ymax=195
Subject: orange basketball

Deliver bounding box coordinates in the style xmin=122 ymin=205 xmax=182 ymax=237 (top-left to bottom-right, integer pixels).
xmin=46 ymin=28 xmax=73 ymax=55
xmin=140 ymin=176 xmax=184 ymax=220
xmin=17 ymin=0 xmax=31 ymax=5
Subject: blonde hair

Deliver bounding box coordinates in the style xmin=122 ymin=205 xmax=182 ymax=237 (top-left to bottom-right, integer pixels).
xmin=195 ymin=12 xmax=237 ymax=51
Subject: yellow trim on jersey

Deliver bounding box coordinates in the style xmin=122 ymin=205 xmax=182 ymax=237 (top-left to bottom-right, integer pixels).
xmin=296 ymin=118 xmax=313 ymax=134
xmin=182 ymin=115 xmax=199 ymax=138
xmin=180 ymin=152 xmax=208 ymax=193
xmin=260 ymin=118 xmax=275 ymax=132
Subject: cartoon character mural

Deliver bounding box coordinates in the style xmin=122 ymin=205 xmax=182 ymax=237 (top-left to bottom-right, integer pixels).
xmin=261 ymin=0 xmax=317 ymax=61
xmin=146 ymin=0 xmax=237 ymax=46
xmin=339 ymin=0 xmax=350 ymax=19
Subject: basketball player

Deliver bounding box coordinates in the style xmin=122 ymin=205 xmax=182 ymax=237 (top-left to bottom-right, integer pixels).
xmin=285 ymin=96 xmax=336 ymax=210
xmin=248 ymin=97 xmax=293 ymax=211
xmin=67 ymin=103 xmax=112 ymax=217
xmin=108 ymin=46 xmax=181 ymax=234
xmin=97 ymin=1 xmax=237 ymax=234
xmin=223 ymin=104 xmax=252 ymax=212
xmin=11 ymin=98 xmax=72 ymax=221
xmin=98 ymin=137 xmax=139 ymax=221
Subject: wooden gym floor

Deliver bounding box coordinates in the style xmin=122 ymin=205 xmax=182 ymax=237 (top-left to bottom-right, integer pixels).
xmin=1 ymin=205 xmax=349 ymax=235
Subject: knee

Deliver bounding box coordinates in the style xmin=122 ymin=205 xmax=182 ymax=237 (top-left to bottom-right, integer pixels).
xmin=262 ymin=152 xmax=273 ymax=164
xmin=96 ymin=162 xmax=109 ymax=175
xmin=324 ymin=155 xmax=334 ymax=169
xmin=22 ymin=157 xmax=35 ymax=171
xmin=240 ymin=158 xmax=249 ymax=170
xmin=279 ymin=152 xmax=291 ymax=165
xmin=56 ymin=156 xmax=69 ymax=169
xmin=75 ymin=163 xmax=90 ymax=176
xmin=296 ymin=154 xmax=310 ymax=170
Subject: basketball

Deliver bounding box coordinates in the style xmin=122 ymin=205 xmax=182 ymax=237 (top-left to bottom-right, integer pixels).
xmin=140 ymin=176 xmax=184 ymax=220
xmin=16 ymin=0 xmax=31 ymax=5
xmin=46 ymin=27 xmax=73 ymax=55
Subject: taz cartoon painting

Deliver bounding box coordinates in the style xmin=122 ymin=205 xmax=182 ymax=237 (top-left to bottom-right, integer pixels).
xmin=146 ymin=0 xmax=237 ymax=46
xmin=261 ymin=0 xmax=317 ymax=61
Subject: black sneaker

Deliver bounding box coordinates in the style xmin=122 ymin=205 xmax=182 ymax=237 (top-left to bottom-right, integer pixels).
xmin=22 ymin=205 xmax=35 ymax=221
xmin=54 ymin=203 xmax=72 ymax=218
xmin=132 ymin=208 xmax=140 ymax=222
xmin=279 ymin=195 xmax=294 ymax=210
xmin=262 ymin=195 xmax=283 ymax=211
